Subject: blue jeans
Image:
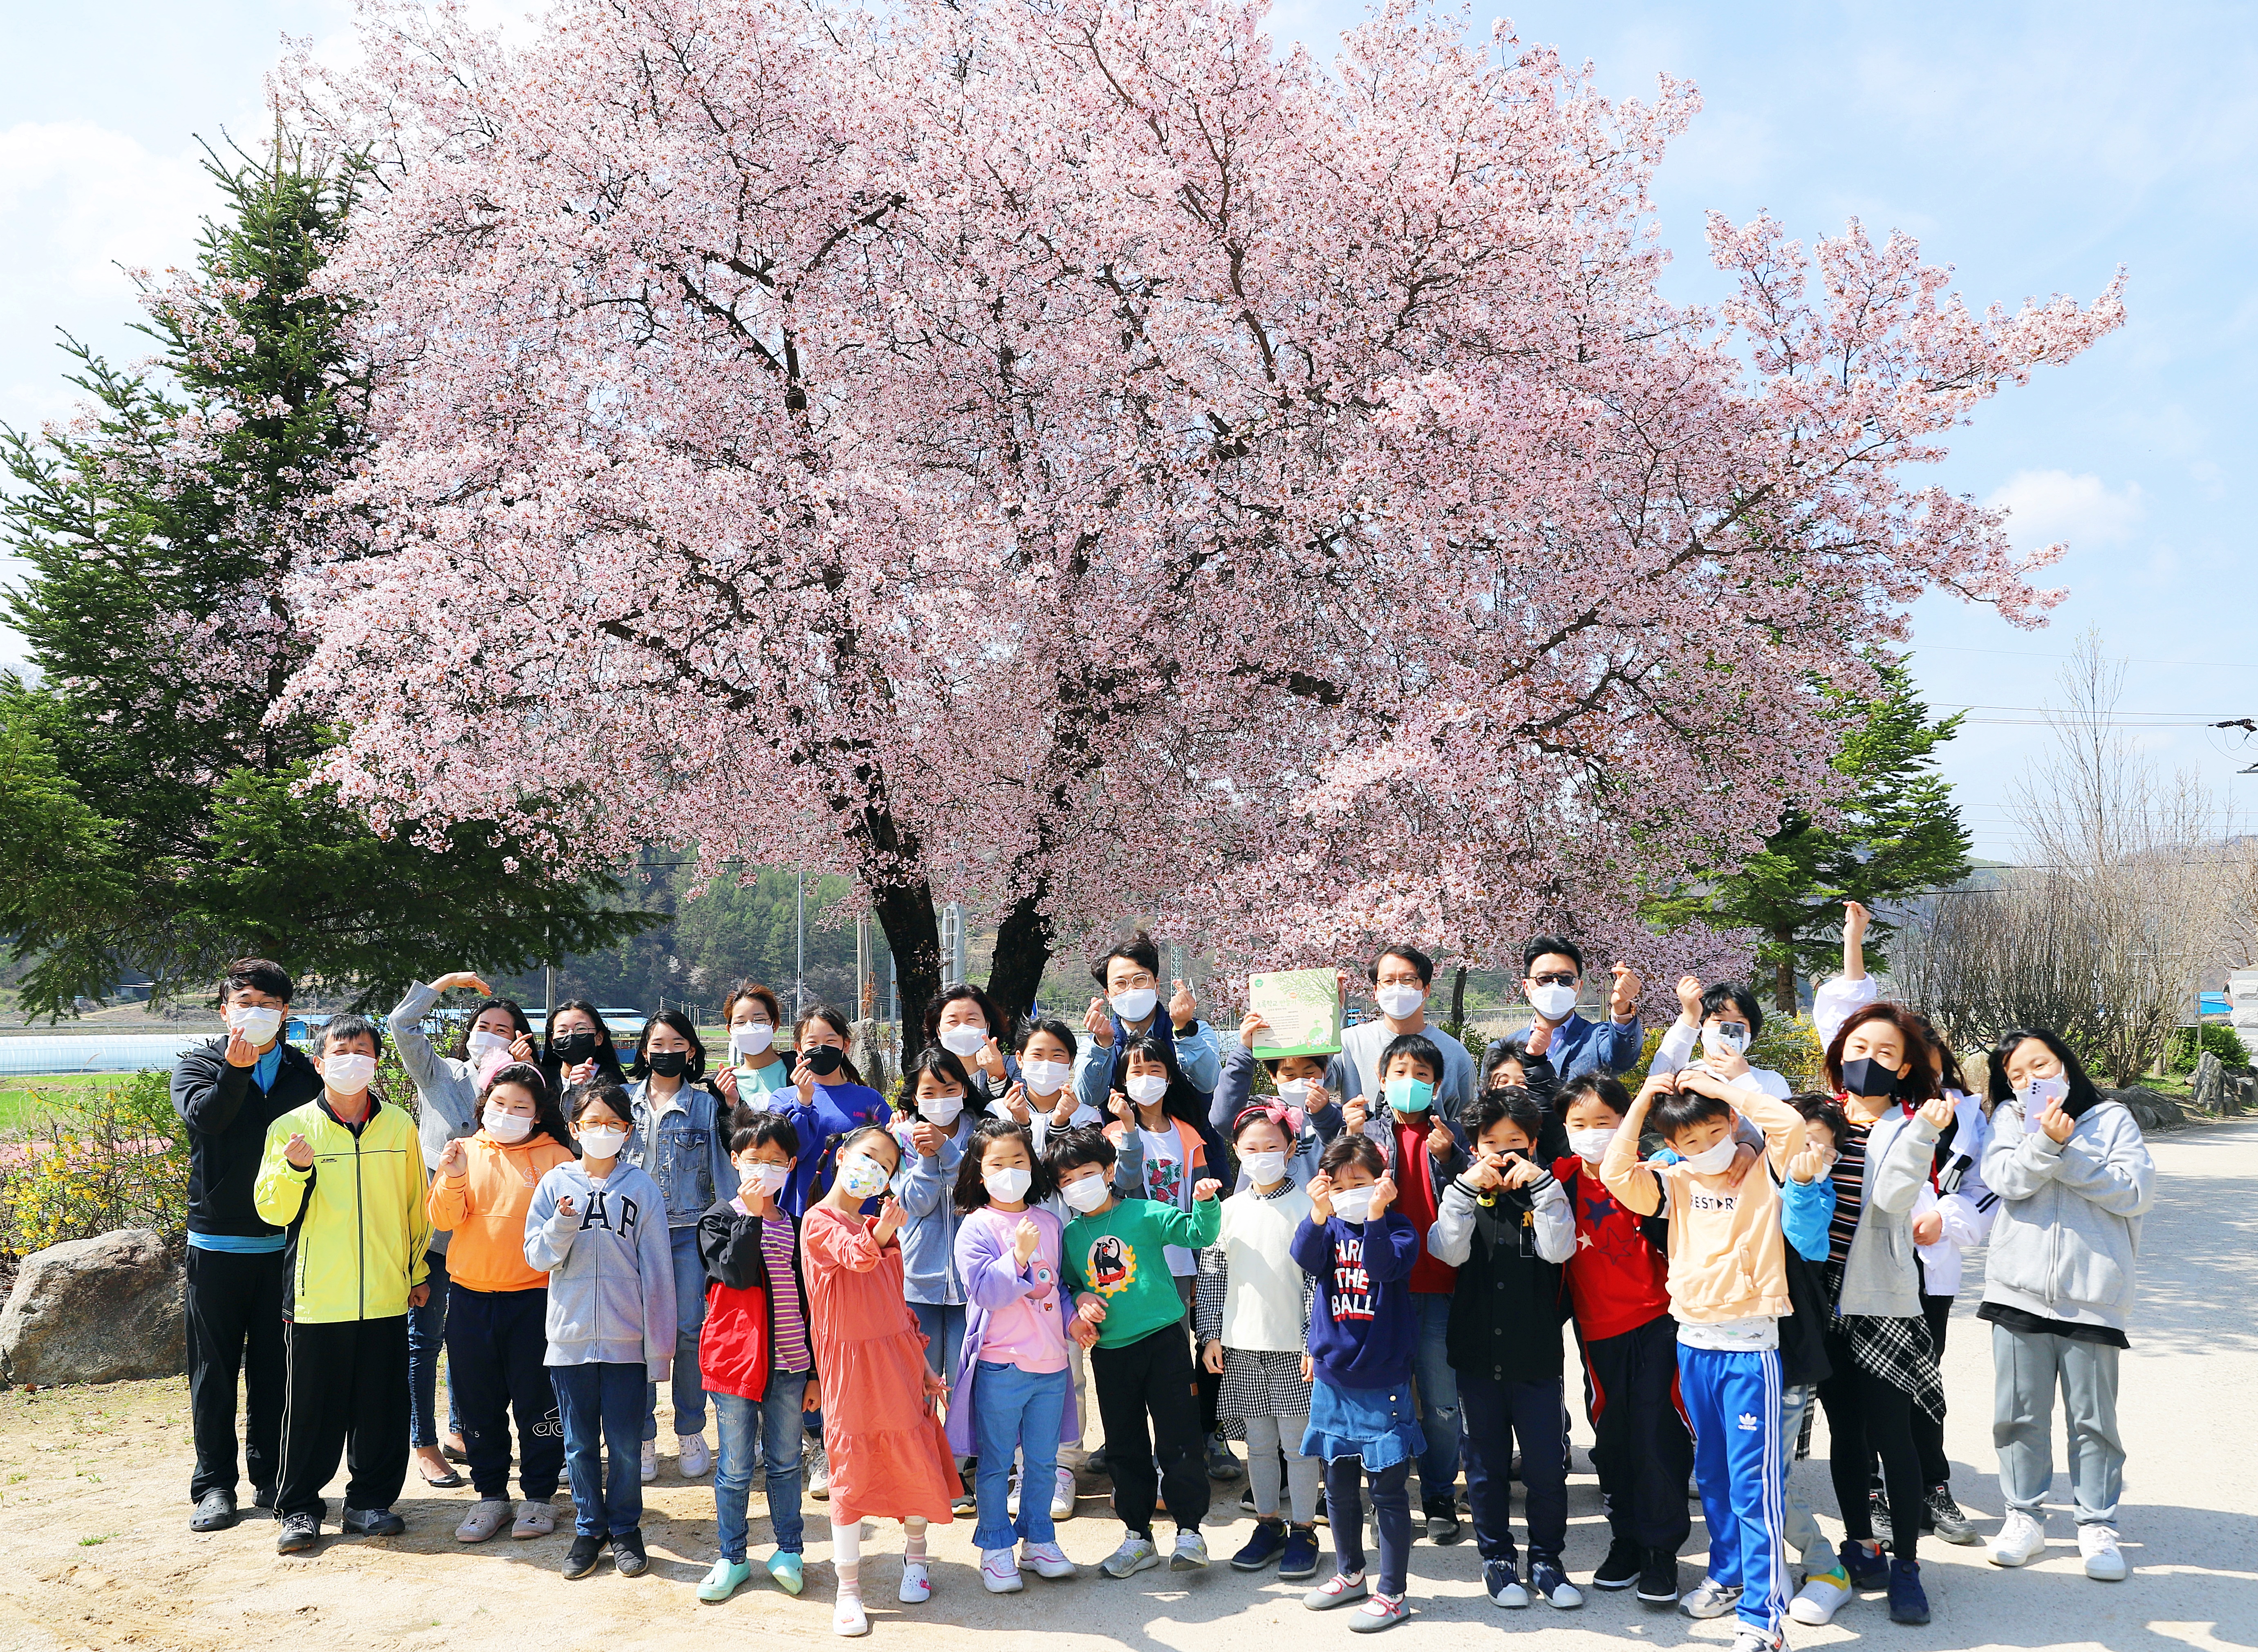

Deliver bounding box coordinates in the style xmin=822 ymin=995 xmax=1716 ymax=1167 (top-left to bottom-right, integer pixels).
xmin=644 ymin=1226 xmax=710 ymax=1440
xmin=408 ymin=1248 xmax=463 ymax=1449
xmin=714 ymin=1373 xmax=810 ymax=1560
xmin=971 ymin=1362 xmax=1070 ymax=1550
xmin=909 ymin=1301 xmax=966 ymax=1384
xmin=553 ymin=1361 xmax=646 ymax=1538
xmin=1410 ymin=1293 xmax=1461 ymax=1505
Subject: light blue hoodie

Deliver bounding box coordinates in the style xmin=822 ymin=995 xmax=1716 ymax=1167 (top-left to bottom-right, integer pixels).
xmin=525 ymin=1159 xmax=678 ymax=1377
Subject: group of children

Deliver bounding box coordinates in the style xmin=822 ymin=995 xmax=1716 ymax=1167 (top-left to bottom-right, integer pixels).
xmin=178 ymin=917 xmax=2153 ymax=1652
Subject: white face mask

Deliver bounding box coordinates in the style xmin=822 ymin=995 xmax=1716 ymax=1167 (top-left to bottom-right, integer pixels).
xmin=230 ymin=1004 xmax=284 ymax=1045
xmin=732 ymin=1023 xmax=775 ymax=1059
xmin=838 ymin=1152 xmax=892 ymax=1199
xmin=743 ymin=1161 xmax=790 ymax=1197
xmin=483 ymin=1105 xmax=533 ymax=1143
xmin=578 ymin=1125 xmax=629 ymax=1160
xmin=918 ymin=1094 xmax=966 ymax=1127
xmin=1022 ymin=1057 xmax=1071 ymax=1096
xmin=1109 ymin=986 xmax=1158 ymax=1022
xmin=938 ymin=1024 xmax=988 ymax=1060
xmin=468 ymin=1027 xmax=514 ymax=1059
xmin=1702 ymin=1023 xmax=1752 ymax=1060
xmin=1240 ymin=1150 xmax=1288 ymax=1186
xmin=322 ymin=1052 xmax=378 ymax=1094
xmin=1125 ymin=1073 xmax=1167 ymax=1107
xmin=1568 ymin=1126 xmax=1616 ymax=1163
xmin=1375 ymin=983 xmax=1425 ymax=1020
xmin=1329 ymin=1186 xmax=1377 ymax=1224
xmin=1678 ymin=1136 xmax=1738 ymax=1176
xmin=2021 ymin=1074 xmax=2070 ymax=1110
xmin=1060 ymin=1171 xmax=1112 ymax=1213
xmin=1275 ymin=1078 xmax=1312 ymax=1109
xmin=983 ymin=1166 xmax=1033 ymax=1204
xmin=1528 ymin=981 xmax=1578 ymax=1020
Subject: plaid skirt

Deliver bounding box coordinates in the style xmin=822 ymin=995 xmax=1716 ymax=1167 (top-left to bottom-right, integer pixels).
xmin=1214 ymin=1346 xmax=1313 ymax=1438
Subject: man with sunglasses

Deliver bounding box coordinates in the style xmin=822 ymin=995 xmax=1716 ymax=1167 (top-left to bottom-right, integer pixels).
xmin=1487 ymin=937 xmax=1642 ymax=1085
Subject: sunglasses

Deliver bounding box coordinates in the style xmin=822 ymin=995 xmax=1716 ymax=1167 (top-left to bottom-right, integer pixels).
xmin=1529 ymin=972 xmax=1577 ymax=988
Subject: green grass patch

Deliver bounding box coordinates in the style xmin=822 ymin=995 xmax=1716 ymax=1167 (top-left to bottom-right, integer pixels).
xmin=0 ymin=1072 xmax=118 ymax=1136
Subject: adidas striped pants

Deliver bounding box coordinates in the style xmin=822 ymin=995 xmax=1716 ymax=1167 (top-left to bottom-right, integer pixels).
xmin=1678 ymin=1343 xmax=1787 ymax=1635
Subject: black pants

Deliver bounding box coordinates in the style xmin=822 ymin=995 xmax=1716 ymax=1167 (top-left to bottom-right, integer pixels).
xmin=185 ymin=1246 xmax=288 ymax=1502
xmin=1325 ymin=1455 xmax=1412 ymax=1597
xmin=1911 ymin=1293 xmax=1953 ymax=1489
xmin=1090 ymin=1323 xmax=1209 ymax=1539
xmin=448 ymin=1283 xmax=564 ymax=1501
xmin=278 ymin=1316 xmax=412 ymax=1521
xmin=1579 ymin=1315 xmax=1693 ymax=1551
xmin=1175 ymin=1276 xmax=1221 ymax=1436
xmin=1819 ymin=1334 xmax=1923 ymax=1562
xmin=1461 ymin=1371 xmax=1568 ymax=1565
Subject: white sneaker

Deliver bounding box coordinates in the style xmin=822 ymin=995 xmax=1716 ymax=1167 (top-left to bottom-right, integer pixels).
xmin=1021 ymin=1540 xmax=1076 ymax=1579
xmin=807 ymin=1440 xmax=831 ymax=1500
xmin=833 ymin=1591 xmax=869 ymax=1637
xmin=638 ymin=1439 xmax=658 ymax=1483
xmin=1989 ymin=1509 xmax=2046 ymax=1567
xmin=1051 ymin=1465 xmax=1078 ymax=1520
xmin=1171 ymin=1531 xmax=1209 ymax=1571
xmin=2079 ymin=1523 xmax=2128 ymax=1581
xmin=1730 ymin=1630 xmax=1784 ymax=1652
xmin=677 ymin=1432 xmax=711 ymax=1478
xmin=1680 ymin=1577 xmax=1742 ymax=1619
xmin=899 ymin=1557 xmax=932 ymax=1604
xmin=1789 ymin=1565 xmax=1852 ymax=1626
xmin=981 ymin=1548 xmax=1025 ymax=1592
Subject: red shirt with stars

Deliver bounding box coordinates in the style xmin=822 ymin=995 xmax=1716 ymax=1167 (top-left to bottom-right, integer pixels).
xmin=1553 ymin=1156 xmax=1672 ymax=1342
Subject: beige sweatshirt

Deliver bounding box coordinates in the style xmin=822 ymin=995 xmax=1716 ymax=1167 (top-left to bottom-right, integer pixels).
xmin=1599 ymin=1086 xmax=1806 ymax=1325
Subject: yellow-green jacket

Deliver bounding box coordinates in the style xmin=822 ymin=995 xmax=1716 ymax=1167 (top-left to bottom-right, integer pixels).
xmin=253 ymin=1096 xmax=431 ymax=1323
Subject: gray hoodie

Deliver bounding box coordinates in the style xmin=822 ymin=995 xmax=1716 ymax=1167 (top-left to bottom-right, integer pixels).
xmin=388 ymin=979 xmax=482 ymax=1257
xmin=525 ymin=1159 xmax=678 ymax=1377
xmin=1979 ymin=1097 xmax=2153 ymax=1333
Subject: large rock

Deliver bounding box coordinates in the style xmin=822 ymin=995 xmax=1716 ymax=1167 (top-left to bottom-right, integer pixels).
xmin=0 ymin=1228 xmax=185 ymax=1386
xmin=2100 ymin=1087 xmax=2187 ymax=1134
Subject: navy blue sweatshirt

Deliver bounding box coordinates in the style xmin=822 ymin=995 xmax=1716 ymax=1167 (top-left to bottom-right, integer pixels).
xmin=1291 ymin=1211 xmax=1421 ymax=1390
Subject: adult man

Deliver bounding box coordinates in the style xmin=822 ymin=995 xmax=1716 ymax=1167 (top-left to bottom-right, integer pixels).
xmin=1071 ymin=930 xmax=1222 ymax=1111
xmin=1488 ymin=936 xmax=1642 ymax=1084
xmin=172 ymin=957 xmax=323 ymax=1532
xmin=1325 ymin=942 xmax=1478 ymax=1125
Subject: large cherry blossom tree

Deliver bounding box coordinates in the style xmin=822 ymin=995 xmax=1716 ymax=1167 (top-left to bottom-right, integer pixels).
xmin=274 ymin=0 xmax=2122 ymax=1037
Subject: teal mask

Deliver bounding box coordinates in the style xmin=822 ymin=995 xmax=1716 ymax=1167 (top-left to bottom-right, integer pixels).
xmin=1384 ymin=1076 xmax=1435 ymax=1114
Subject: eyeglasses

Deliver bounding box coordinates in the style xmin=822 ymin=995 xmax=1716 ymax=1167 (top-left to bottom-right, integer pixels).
xmin=1529 ymin=972 xmax=1577 ymax=988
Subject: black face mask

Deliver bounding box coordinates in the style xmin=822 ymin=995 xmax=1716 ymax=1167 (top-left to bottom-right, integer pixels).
xmin=554 ymin=1030 xmax=600 ymax=1062
xmin=800 ymin=1045 xmax=845 ymax=1077
xmin=1841 ymin=1056 xmax=1898 ymax=1099
xmin=647 ymin=1050 xmax=689 ymax=1079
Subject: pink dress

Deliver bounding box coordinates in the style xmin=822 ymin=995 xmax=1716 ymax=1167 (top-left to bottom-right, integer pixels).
xmin=802 ymin=1204 xmax=961 ymax=1524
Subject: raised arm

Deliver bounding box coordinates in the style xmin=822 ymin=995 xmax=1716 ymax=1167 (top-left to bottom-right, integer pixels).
xmin=2045 ymin=1114 xmax=2157 ymax=1218
xmin=698 ymin=1205 xmax=764 ymax=1290
xmin=1528 ymin=1170 xmax=1575 ymax=1264
xmin=1599 ymin=1078 xmax=1667 ymax=1216
xmin=1426 ymin=1177 xmax=1481 ymax=1267
xmin=1982 ymin=1102 xmax=2063 ymax=1202
xmin=522 ymin=1175 xmax=579 ymax=1273
xmin=1193 ymin=1240 xmax=1228 ymax=1347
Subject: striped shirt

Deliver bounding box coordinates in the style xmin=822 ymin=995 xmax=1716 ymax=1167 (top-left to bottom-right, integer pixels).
xmin=761 ymin=1214 xmax=812 ymax=1372
xmin=1826 ymin=1118 xmax=1871 ymax=1269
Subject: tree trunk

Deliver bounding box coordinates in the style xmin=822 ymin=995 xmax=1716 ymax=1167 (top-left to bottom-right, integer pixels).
xmin=988 ymin=885 xmax=1055 ymax=1032
xmin=1774 ymin=926 xmax=1799 ymax=1017
xmin=1449 ymin=964 xmax=1469 ymax=1044
xmin=868 ymin=878 xmax=942 ymax=1066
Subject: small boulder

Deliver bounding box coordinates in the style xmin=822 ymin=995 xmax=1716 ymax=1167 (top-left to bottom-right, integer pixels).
xmin=0 ymin=1228 xmax=185 ymax=1387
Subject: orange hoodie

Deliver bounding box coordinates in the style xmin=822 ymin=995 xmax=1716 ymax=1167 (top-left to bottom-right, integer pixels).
xmin=426 ymin=1132 xmax=578 ymax=1293
xmin=1598 ymin=1086 xmax=1806 ymax=1326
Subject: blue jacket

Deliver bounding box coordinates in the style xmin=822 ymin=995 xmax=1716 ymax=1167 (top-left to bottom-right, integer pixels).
xmin=1782 ymin=1167 xmax=1837 ymax=1263
xmin=1293 ymin=1210 xmax=1422 ymax=1390
xmin=890 ymin=1113 xmax=975 ymax=1305
xmin=776 ymin=1082 xmax=893 ymax=1217
xmin=1485 ymin=1011 xmax=1642 ymax=1084
xmin=622 ymin=1078 xmax=738 ymax=1228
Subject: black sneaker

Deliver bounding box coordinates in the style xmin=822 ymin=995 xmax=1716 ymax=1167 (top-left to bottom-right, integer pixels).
xmin=563 ymin=1533 xmax=607 ymax=1578
xmin=614 ymin=1527 xmax=650 ymax=1576
xmin=1592 ymin=1535 xmax=1643 ymax=1591
xmin=276 ymin=1512 xmax=320 ymax=1554
xmin=1280 ymin=1524 xmax=1321 ymax=1581
xmin=1925 ymin=1483 xmax=1980 ymax=1546
xmin=1886 ymin=1557 xmax=1930 ymax=1625
xmin=1239 ymin=1484 xmax=1257 ymax=1514
xmin=1423 ymin=1499 xmax=1463 ymax=1545
xmin=340 ymin=1506 xmax=405 ymax=1538
xmin=1636 ymin=1548 xmax=1680 ymax=1605
xmin=1205 ymin=1433 xmax=1243 ymax=1482
xmin=1869 ymin=1486 xmax=1894 ymax=1549
xmin=190 ymin=1488 xmax=239 ymax=1533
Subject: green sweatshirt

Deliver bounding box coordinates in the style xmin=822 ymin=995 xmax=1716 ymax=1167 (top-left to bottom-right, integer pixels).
xmin=1062 ymin=1195 xmax=1222 ymax=1348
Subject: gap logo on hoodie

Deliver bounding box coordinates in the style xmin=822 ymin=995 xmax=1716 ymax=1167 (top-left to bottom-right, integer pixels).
xmin=577 ymin=1184 xmax=646 ymax=1244
xmin=1331 ymin=1233 xmax=1377 ymax=1322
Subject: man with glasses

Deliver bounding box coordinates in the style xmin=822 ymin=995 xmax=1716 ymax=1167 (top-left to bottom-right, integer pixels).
xmin=1490 ymin=936 xmax=1643 ymax=1084
xmin=1073 ymin=929 xmax=1221 ymax=1109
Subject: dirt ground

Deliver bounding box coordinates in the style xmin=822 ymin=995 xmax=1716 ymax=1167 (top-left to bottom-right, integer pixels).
xmin=3 ymin=1120 xmax=2254 ymax=1652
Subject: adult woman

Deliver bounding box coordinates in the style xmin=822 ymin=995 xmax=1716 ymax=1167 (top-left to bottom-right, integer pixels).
xmin=386 ymin=970 xmax=538 ymax=1489
xmin=923 ymin=984 xmax=1017 ymax=1110
xmin=541 ymin=1000 xmax=627 ymax=1104
xmin=620 ymin=1009 xmax=735 ymax=1483
xmin=713 ymin=982 xmax=793 ymax=1109
xmin=1817 ymin=1004 xmax=1958 ymax=1627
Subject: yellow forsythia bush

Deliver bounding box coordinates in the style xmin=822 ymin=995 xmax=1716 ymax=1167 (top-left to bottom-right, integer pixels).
xmin=0 ymin=1071 xmax=190 ymax=1260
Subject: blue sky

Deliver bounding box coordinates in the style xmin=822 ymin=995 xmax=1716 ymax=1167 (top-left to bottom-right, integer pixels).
xmin=4 ymin=0 xmax=2254 ymax=860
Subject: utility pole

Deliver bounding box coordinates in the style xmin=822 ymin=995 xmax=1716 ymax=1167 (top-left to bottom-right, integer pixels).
xmin=794 ymin=868 xmax=806 ymax=1017
xmin=544 ymin=924 xmax=554 ymax=1022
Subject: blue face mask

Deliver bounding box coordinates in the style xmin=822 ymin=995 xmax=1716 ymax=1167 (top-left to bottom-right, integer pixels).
xmin=1384 ymin=1076 xmax=1435 ymax=1114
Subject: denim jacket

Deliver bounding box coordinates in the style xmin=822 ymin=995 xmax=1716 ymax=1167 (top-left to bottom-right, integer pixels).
xmin=623 ymin=1078 xmax=739 ymax=1229
xmin=890 ymin=1113 xmax=974 ymax=1305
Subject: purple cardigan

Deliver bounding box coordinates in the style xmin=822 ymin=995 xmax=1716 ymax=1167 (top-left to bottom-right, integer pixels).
xmin=945 ymin=1204 xmax=1082 ymax=1456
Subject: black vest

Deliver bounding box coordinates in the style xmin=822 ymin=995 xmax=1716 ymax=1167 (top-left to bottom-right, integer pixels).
xmin=1444 ymin=1187 xmax=1567 ymax=1384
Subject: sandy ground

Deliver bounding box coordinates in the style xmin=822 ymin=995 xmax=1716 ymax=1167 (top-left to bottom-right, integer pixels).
xmin=2 ymin=1120 xmax=2254 ymax=1652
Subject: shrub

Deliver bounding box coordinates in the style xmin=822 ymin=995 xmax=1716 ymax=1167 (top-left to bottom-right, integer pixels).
xmin=0 ymin=1071 xmax=189 ymax=1260
xmin=2171 ymin=1024 xmax=2250 ymax=1074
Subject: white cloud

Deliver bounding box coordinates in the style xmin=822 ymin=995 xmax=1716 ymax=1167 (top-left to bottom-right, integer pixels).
xmin=1986 ymin=469 xmax=2144 ymax=553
